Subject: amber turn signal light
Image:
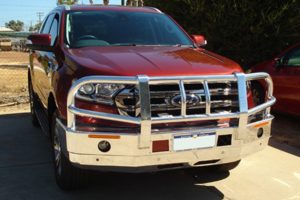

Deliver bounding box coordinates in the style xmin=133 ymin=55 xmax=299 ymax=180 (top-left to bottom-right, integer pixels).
xmin=253 ymin=121 xmax=269 ymax=128
xmin=88 ymin=134 xmax=120 ymax=139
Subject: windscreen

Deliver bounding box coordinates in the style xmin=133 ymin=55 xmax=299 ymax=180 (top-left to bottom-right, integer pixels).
xmin=65 ymin=11 xmax=194 ymax=48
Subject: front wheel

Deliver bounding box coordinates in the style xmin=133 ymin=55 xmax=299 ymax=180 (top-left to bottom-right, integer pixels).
xmin=51 ymin=112 xmax=89 ymax=190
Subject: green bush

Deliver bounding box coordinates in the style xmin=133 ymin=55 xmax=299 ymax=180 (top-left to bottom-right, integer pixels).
xmin=145 ymin=0 xmax=300 ymax=68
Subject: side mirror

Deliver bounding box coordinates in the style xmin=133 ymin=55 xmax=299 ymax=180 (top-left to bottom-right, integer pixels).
xmin=191 ymin=35 xmax=207 ymax=47
xmin=27 ymin=34 xmax=53 ymax=51
xmin=274 ymin=57 xmax=284 ymax=68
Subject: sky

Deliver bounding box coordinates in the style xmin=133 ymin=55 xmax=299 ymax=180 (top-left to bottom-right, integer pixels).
xmin=0 ymin=0 xmax=122 ymax=31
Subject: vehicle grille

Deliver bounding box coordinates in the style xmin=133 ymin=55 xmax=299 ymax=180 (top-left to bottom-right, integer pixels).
xmin=115 ymin=82 xmax=239 ymax=117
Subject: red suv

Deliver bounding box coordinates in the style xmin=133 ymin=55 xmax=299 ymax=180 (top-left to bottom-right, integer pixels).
xmin=251 ymin=42 xmax=300 ymax=116
xmin=27 ymin=5 xmax=275 ymax=190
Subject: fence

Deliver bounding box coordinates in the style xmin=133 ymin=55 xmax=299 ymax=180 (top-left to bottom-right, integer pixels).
xmin=0 ymin=32 xmax=30 ymax=112
xmin=0 ymin=47 xmax=29 ymax=112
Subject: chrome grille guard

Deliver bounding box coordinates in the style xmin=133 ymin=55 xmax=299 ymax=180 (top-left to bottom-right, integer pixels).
xmin=67 ymin=72 xmax=276 ymax=148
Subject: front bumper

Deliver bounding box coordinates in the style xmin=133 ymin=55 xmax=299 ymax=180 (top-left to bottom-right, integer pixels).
xmin=60 ymin=73 xmax=275 ymax=172
xmin=57 ymin=117 xmax=272 ymax=172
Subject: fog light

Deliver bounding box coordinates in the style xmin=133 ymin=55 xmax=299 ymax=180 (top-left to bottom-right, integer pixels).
xmin=257 ymin=128 xmax=264 ymax=138
xmin=98 ymin=140 xmax=111 ymax=153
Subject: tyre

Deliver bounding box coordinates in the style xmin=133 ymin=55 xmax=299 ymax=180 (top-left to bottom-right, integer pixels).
xmin=28 ymin=77 xmax=40 ymax=127
xmin=51 ymin=112 xmax=89 ymax=190
xmin=212 ymin=160 xmax=241 ymax=172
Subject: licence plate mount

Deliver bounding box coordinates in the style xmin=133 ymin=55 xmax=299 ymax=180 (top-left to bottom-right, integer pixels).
xmin=173 ymin=132 xmax=216 ymax=151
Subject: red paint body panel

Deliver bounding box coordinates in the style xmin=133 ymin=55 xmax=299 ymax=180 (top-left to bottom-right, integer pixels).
xmin=252 ymin=42 xmax=300 ymax=116
xmin=28 ymin=5 xmax=246 ymax=123
xmin=66 ymin=46 xmax=242 ymax=76
xmin=28 ymin=34 xmax=51 ymax=46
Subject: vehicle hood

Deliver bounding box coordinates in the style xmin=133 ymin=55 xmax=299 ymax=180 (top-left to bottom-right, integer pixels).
xmin=66 ymin=46 xmax=242 ymax=76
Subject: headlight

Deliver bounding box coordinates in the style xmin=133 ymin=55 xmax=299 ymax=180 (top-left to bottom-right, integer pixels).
xmin=77 ymin=83 xmax=125 ymax=105
xmin=79 ymin=84 xmax=95 ymax=95
xmin=96 ymin=84 xmax=125 ymax=97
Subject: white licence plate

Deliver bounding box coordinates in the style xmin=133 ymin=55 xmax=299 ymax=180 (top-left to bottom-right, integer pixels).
xmin=173 ymin=132 xmax=216 ymax=151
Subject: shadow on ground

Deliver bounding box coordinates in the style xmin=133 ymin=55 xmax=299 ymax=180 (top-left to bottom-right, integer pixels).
xmin=271 ymin=113 xmax=300 ymax=149
xmin=1 ymin=112 xmax=299 ymax=200
xmin=0 ymin=113 xmax=226 ymax=200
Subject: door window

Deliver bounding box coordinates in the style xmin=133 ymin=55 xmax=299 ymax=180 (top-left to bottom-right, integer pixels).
xmin=49 ymin=16 xmax=59 ymax=46
xmin=40 ymin=14 xmax=55 ymax=34
xmin=286 ymin=48 xmax=300 ymax=66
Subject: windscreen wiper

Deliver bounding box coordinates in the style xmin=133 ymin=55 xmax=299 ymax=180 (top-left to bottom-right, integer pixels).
xmin=111 ymin=43 xmax=137 ymax=46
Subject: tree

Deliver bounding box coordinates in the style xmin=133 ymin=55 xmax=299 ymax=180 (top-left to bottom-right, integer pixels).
xmin=57 ymin=0 xmax=78 ymax=5
xmin=144 ymin=0 xmax=300 ymax=68
xmin=88 ymin=0 xmax=144 ymax=6
xmin=126 ymin=0 xmax=144 ymax=6
xmin=89 ymin=0 xmax=110 ymax=5
xmin=5 ymin=20 xmax=24 ymax=32
xmin=29 ymin=22 xmax=42 ymax=32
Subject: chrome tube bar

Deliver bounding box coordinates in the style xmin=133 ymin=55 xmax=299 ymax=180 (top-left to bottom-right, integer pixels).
xmin=179 ymin=80 xmax=187 ymax=116
xmin=67 ymin=73 xmax=276 ymax=148
xmin=248 ymin=96 xmax=276 ymax=115
xmin=148 ymin=75 xmax=236 ymax=83
xmin=245 ymin=72 xmax=270 ymax=81
xmin=137 ymin=75 xmax=151 ymax=148
xmin=203 ymin=81 xmax=211 ymax=114
xmin=235 ymin=73 xmax=249 ymax=128
xmin=151 ymin=113 xmax=240 ymax=124
xmin=69 ymin=106 xmax=140 ymax=124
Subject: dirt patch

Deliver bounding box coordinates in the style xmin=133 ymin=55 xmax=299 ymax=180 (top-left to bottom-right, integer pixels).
xmin=0 ymin=51 xmax=29 ymax=65
xmin=0 ymin=66 xmax=29 ymax=106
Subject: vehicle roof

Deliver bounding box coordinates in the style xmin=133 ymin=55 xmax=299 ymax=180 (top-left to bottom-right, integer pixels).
xmin=277 ymin=41 xmax=300 ymax=57
xmin=55 ymin=5 xmax=162 ymax=14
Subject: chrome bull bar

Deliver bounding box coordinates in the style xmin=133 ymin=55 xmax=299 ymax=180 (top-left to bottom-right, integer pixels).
xmin=67 ymin=72 xmax=276 ymax=149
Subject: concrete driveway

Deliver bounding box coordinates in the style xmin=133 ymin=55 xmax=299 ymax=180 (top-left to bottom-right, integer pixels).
xmin=0 ymin=113 xmax=299 ymax=200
